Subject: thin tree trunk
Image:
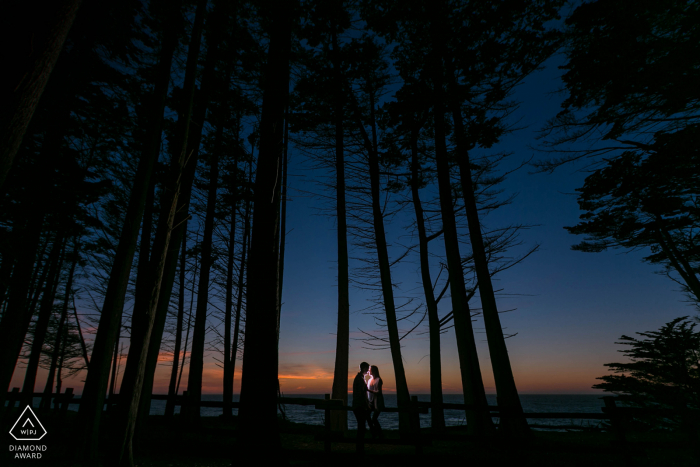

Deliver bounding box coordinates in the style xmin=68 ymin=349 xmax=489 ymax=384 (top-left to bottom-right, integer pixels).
xmin=24 ymin=234 xmax=51 ymax=312
xmin=110 ymin=1 xmax=206 ymax=464
xmin=53 ymin=321 xmax=69 ymax=412
xmin=40 ymin=238 xmax=78 ymax=412
xmin=0 ymin=210 xmax=45 ymax=420
xmin=21 ymin=234 xmax=65 ymax=408
xmin=138 ymin=0 xmax=229 ymax=428
xmin=76 ymin=3 xmax=181 ymax=460
xmin=184 ymin=118 xmax=221 ymax=421
xmin=230 ymin=160 xmax=252 ymax=413
xmin=428 ymin=10 xmax=494 ymax=435
xmin=330 ymin=26 xmax=350 ymax=433
xmin=223 ymin=117 xmax=239 ymax=419
xmin=277 ymin=108 xmax=289 ymax=339
xmin=409 ymin=125 xmax=446 ymax=432
xmin=237 ymin=2 xmax=294 ymax=461
xmin=165 ymin=223 xmax=187 ymax=418
xmin=72 ymin=295 xmax=89 ymax=367
xmin=365 ymin=77 xmax=412 ymax=433
xmin=108 ymin=323 xmax=120 ymax=403
xmin=0 ymin=0 xmax=82 ymax=190
xmin=447 ymin=71 xmax=528 ymax=434
xmin=177 ymin=232 xmax=199 ymax=397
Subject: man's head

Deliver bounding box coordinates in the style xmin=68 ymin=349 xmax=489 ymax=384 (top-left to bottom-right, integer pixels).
xmin=359 ymin=362 xmax=370 ymax=374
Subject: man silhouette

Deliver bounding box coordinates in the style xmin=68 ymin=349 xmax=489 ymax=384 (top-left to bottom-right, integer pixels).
xmin=352 ymin=362 xmax=373 ymax=451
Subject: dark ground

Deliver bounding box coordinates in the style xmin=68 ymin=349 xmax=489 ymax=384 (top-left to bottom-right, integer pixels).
xmin=2 ymin=410 xmax=698 ymax=466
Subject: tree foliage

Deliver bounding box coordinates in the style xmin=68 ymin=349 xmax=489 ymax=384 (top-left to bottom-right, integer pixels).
xmin=593 ymin=317 xmax=700 ymax=429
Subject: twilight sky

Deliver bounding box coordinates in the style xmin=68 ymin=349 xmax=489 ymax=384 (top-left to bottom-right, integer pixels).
xmin=14 ymin=52 xmax=694 ymax=398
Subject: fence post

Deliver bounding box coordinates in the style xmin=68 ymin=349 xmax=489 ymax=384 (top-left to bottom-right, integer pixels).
xmin=603 ymin=397 xmax=626 ymax=444
xmin=411 ymin=396 xmax=423 ymax=455
xmin=4 ymin=387 xmax=20 ymax=419
xmin=59 ymin=388 xmax=73 ymax=422
xmin=324 ymin=394 xmax=331 ymax=453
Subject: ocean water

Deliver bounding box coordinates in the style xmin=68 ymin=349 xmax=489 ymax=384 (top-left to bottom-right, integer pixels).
xmin=148 ymin=394 xmax=609 ymax=431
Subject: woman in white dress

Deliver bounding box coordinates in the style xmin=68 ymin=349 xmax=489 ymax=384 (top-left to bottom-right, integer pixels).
xmin=367 ymin=365 xmax=384 ymax=438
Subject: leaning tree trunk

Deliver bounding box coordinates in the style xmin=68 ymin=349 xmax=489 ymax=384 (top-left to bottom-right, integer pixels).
xmin=184 ymin=120 xmax=221 ymax=421
xmin=428 ymin=8 xmax=494 ymax=435
xmin=329 ymin=26 xmax=350 ymax=433
xmin=40 ymin=238 xmax=78 ymax=411
xmin=223 ymin=117 xmax=239 ymax=419
xmin=444 ymin=50 xmax=528 ymax=433
xmin=0 ymin=209 xmax=45 ymax=421
xmin=0 ymin=0 xmax=82 ymax=191
xmin=165 ymin=223 xmax=188 ymax=418
xmin=21 ymin=234 xmax=65 ymax=408
xmin=350 ymin=77 xmax=412 ymax=433
xmin=237 ymin=2 xmax=294 ymax=462
xmin=109 ymin=2 xmax=206 ymax=465
xmin=138 ymin=0 xmax=230 ymax=427
xmin=0 ymin=110 xmax=65 ymax=417
xmin=75 ymin=3 xmax=181 ymax=460
xmin=230 ymin=164 xmax=252 ymax=412
xmin=408 ymin=126 xmax=446 ymax=432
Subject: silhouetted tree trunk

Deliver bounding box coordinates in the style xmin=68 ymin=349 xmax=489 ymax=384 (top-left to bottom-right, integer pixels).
xmin=0 ymin=0 xmax=82 ymax=191
xmin=72 ymin=295 xmax=89 ymax=368
xmin=230 ymin=162 xmax=252 ymax=412
xmin=21 ymin=234 xmax=65 ymax=408
xmin=139 ymin=0 xmax=230 ymax=426
xmin=108 ymin=325 xmax=120 ymax=403
xmin=428 ymin=9 xmax=494 ymax=435
xmin=165 ymin=224 xmax=187 ymax=418
xmin=277 ymin=110 xmax=289 ymax=340
xmin=76 ymin=3 xmax=181 ymax=459
xmin=364 ymin=76 xmax=412 ymax=433
xmin=223 ymin=118 xmax=239 ymax=419
xmin=0 ymin=210 xmax=45 ymax=420
xmin=408 ymin=125 xmax=446 ymax=432
xmin=237 ymin=1 xmax=294 ymax=461
xmin=184 ymin=120 xmax=221 ymax=421
xmin=40 ymin=238 xmax=78 ymax=411
xmin=330 ymin=26 xmax=350 ymax=433
xmin=24 ymin=235 xmax=51 ymax=316
xmin=450 ymin=89 xmax=529 ymax=435
xmin=110 ymin=1 xmax=206 ymax=465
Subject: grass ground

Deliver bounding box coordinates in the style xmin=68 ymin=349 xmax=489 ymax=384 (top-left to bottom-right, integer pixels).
xmin=2 ymin=410 xmax=698 ymax=466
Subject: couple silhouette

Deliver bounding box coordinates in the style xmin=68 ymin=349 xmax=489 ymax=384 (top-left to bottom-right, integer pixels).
xmin=352 ymin=361 xmax=384 ymax=444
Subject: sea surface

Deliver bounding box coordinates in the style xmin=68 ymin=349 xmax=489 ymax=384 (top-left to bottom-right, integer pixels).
xmin=149 ymin=394 xmax=608 ymax=431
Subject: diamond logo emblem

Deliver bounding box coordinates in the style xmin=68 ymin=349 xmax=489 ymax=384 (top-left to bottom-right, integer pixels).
xmin=9 ymin=406 xmax=47 ymax=441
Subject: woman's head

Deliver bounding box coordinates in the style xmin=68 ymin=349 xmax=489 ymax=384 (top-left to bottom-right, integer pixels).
xmin=370 ymin=365 xmax=380 ymax=378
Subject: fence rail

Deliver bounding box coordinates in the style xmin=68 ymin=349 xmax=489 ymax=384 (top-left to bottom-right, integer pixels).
xmin=6 ymin=388 xmax=694 ymax=442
